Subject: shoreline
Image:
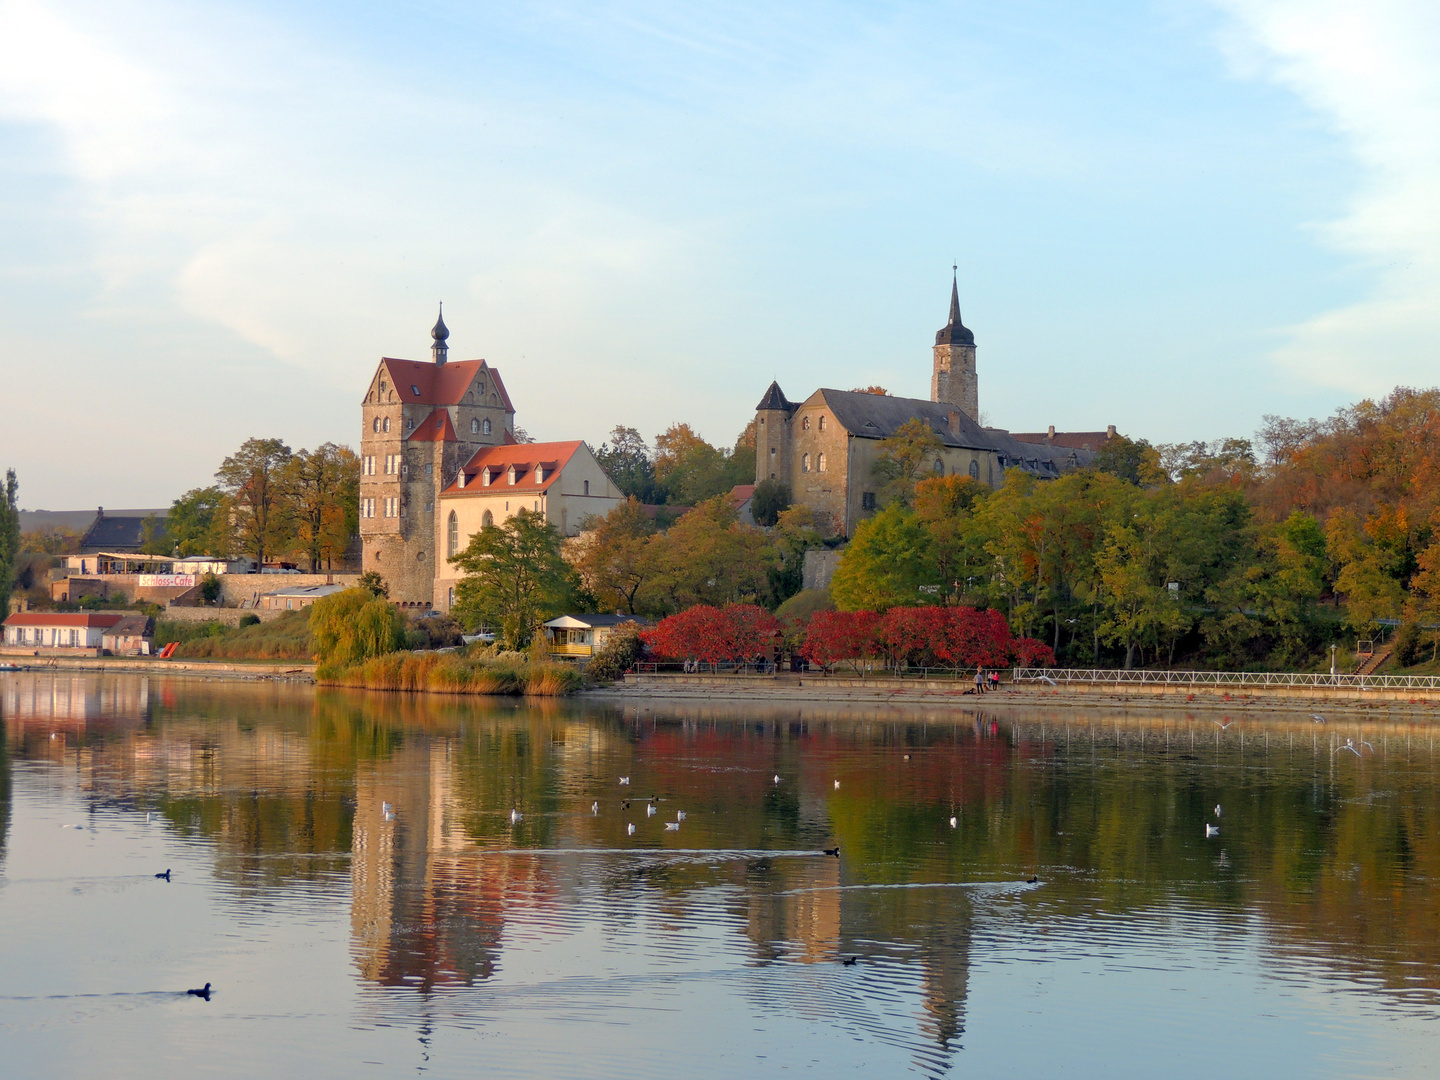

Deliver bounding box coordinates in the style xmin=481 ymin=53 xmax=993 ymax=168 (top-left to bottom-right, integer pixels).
xmin=0 ymin=655 xmax=315 ymax=681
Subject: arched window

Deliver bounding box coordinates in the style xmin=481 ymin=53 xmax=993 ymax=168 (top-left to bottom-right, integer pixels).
xmin=819 ymin=416 xmax=827 ymax=432
xmin=817 ymin=453 xmax=827 ymax=472
xmin=447 ymin=512 xmax=458 ymax=557
xmin=447 ymin=586 xmax=455 ymax=608
xmin=801 ymin=453 xmax=810 ymax=472
xmin=483 ymin=418 xmax=492 ymax=435
xmin=934 ymin=459 xmax=944 ymax=473
xmin=482 ymin=509 xmax=494 ymax=528
xmin=969 ymin=460 xmax=980 ymax=479
xmin=471 ymin=418 xmax=479 ymax=433
xmin=801 ymin=416 xmax=810 ymax=431
xmin=382 ymin=417 xmax=390 ymax=433
xmin=372 ymin=417 xmax=380 ymax=433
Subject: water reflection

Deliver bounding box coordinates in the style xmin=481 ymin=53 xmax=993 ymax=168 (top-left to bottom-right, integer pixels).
xmin=3 ymin=673 xmax=1440 ymax=1077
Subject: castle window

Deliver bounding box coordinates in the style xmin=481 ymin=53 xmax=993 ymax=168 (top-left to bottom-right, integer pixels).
xmin=482 ymin=510 xmax=494 ymax=528
xmin=483 ymin=418 xmax=492 ymax=435
xmin=405 ymin=418 xmax=414 ymax=432
xmin=819 ymin=416 xmax=827 ymax=432
xmin=382 ymin=417 xmax=390 ymax=433
xmin=861 ymin=491 xmax=876 ymax=510
xmin=379 ymin=380 xmax=386 ymax=393
xmin=817 ymin=453 xmax=827 ymax=472
xmin=471 ymin=418 xmax=479 ymax=433
xmin=534 ymin=501 xmax=539 ymax=511
xmin=969 ymin=460 xmax=980 ymax=479
xmin=801 ymin=416 xmax=810 ymax=431
xmin=583 ymin=480 xmax=589 ymax=496
xmin=934 ymin=459 xmax=944 ymax=473
xmin=448 ymin=587 xmax=455 ymax=608
xmin=372 ymin=417 xmax=380 ymax=433
xmin=426 ymin=463 xmax=433 ymax=476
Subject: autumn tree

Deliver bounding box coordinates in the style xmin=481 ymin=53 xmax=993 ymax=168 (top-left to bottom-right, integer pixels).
xmin=569 ymin=497 xmax=657 ymax=614
xmin=647 ymin=494 xmax=770 ymax=611
xmin=595 ymin=426 xmax=663 ymax=503
xmin=872 ymin=418 xmax=945 ymax=506
xmin=286 ymin=443 xmax=360 ymax=571
xmin=310 ymin=587 xmax=406 ymax=670
xmin=167 ymin=487 xmax=227 ymax=556
xmin=830 ymin=503 xmax=934 ymax=611
xmin=216 ymin=438 xmax=294 ymax=566
xmin=450 ymin=508 xmax=579 ymax=647
xmin=0 ymin=469 xmax=18 ymax=599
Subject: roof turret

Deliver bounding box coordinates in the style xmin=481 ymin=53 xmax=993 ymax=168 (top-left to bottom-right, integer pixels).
xmin=935 ymin=270 xmax=974 ymax=347
xmin=431 ymin=303 xmax=449 ymax=365
xmin=755 ymin=380 xmax=794 ymax=412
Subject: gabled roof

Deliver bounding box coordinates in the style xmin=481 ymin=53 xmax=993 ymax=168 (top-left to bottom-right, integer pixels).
xmin=814 ymin=389 xmax=995 ymax=451
xmin=544 ymin=614 xmax=644 ymax=629
xmin=441 ymin=440 xmax=586 ymax=497
xmin=102 ymin=615 xmax=154 ymax=636
xmin=406 ymin=408 xmax=457 ymax=443
xmin=4 ymin=612 xmax=128 ymax=628
xmin=1010 ymin=429 xmax=1117 ymax=452
xmin=375 ymin=357 xmax=515 ymax=412
xmin=81 ymin=513 xmax=163 ymax=552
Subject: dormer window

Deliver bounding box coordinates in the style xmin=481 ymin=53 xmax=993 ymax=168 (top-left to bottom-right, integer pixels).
xmin=411 ymin=385 xmax=420 ymax=396
xmin=482 ymin=467 xmax=492 ymax=486
xmin=535 ymin=465 xmax=546 ymax=483
xmin=507 ymin=466 xmax=517 ymax=485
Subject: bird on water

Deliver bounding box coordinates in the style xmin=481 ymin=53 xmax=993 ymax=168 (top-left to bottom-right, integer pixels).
xmin=155 ymin=869 xmax=171 ymax=881
xmin=1205 ymin=824 xmax=1220 ymax=837
xmin=823 ymin=847 xmax=840 ymax=858
xmin=187 ymin=983 xmax=212 ymax=1000
xmin=834 ymin=780 xmax=841 ymax=790
xmin=1027 ymin=876 xmax=1039 ymax=885
xmin=1213 ymin=805 xmax=1222 ymax=818
xmin=1311 ymin=714 xmax=1326 ymax=724
xmin=619 ymin=777 xmax=630 ymax=786
xmin=510 ymin=809 xmax=522 ymax=824
xmin=665 ymin=822 xmax=680 ymax=831
xmin=841 ymin=956 xmax=858 ymax=966
xmin=592 ymin=802 xmax=599 ymax=815
xmin=627 ymin=823 xmax=636 ymax=835
xmin=949 ymin=816 xmax=957 ymax=828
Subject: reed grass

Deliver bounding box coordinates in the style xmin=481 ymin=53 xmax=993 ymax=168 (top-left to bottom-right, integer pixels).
xmin=315 ymin=650 xmax=581 ymax=696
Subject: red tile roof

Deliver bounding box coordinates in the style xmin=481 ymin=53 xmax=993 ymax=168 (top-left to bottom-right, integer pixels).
xmin=4 ymin=612 xmax=127 ymax=628
xmin=376 ymin=358 xmax=515 ymax=412
xmin=406 ymin=408 xmax=457 ymax=443
xmin=730 ymin=484 xmax=756 ymax=502
xmin=441 ymin=441 xmax=585 ymax=496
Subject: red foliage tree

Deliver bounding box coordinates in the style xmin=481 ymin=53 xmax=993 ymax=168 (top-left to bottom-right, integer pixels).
xmin=1010 ymin=636 xmax=1057 ymax=667
xmin=801 ymin=610 xmax=881 ymax=673
xmin=876 ymin=606 xmax=949 ymax=668
xmin=720 ymin=604 xmax=780 ymax=662
xmin=643 ymin=604 xmax=779 ymax=667
xmin=933 ymin=607 xmax=1014 ymax=668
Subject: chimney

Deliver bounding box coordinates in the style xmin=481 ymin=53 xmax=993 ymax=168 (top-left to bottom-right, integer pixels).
xmin=1047 ymin=425 xmax=1055 ymax=442
xmin=947 ymin=411 xmax=961 ymax=436
xmin=1106 ymin=424 xmax=1117 ymax=439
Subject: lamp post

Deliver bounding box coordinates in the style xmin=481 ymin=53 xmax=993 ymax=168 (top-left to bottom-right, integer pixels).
xmin=1330 ymin=643 xmax=1337 ymax=677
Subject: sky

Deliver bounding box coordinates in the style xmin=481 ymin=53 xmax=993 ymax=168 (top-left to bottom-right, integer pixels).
xmin=0 ymin=0 xmax=1436 ymax=509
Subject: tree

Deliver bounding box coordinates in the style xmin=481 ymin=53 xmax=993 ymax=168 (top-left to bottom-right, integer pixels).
xmin=358 ymin=570 xmax=389 ymax=598
xmin=310 ymin=587 xmax=406 ymax=669
xmin=19 ymin=526 xmax=79 ymax=556
xmin=768 ymin=504 xmax=823 ymax=604
xmin=1092 ymin=435 xmax=1165 ymax=486
xmin=450 ymin=508 xmax=579 ymax=647
xmin=654 ymin=423 xmax=745 ymax=506
xmin=751 ymin=479 xmax=791 ymax=528
xmin=1326 ymin=506 xmax=1408 ymax=631
xmin=167 ymin=487 xmax=227 ymax=556
xmin=830 ymin=503 xmax=934 ymax=611
xmin=139 ymin=515 xmax=171 ymax=556
xmin=872 ymin=418 xmax=944 ymax=506
xmin=0 ymin=469 xmax=18 ymax=600
xmin=801 ymin=610 xmax=880 ymax=674
xmin=647 ymin=494 xmax=771 ymax=612
xmin=286 ymin=443 xmax=360 ymax=571
xmin=569 ymin=497 xmax=658 ymax=614
xmin=216 ymin=438 xmax=294 ymax=566
xmin=594 ymin=426 xmax=663 ymax=503
xmin=851 ymin=386 xmax=890 ymax=396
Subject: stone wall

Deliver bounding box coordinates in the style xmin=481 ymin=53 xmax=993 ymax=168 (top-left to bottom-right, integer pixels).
xmin=218 ymin=573 xmax=361 ymax=609
xmin=159 ymin=606 xmax=291 ymax=626
xmin=802 ymin=548 xmax=844 ymax=590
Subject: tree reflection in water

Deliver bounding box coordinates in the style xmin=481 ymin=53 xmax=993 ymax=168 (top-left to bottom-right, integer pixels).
xmin=4 ymin=672 xmax=1440 ymax=1072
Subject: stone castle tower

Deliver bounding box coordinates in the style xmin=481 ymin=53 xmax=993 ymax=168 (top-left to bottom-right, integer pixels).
xmin=931 ymin=271 xmax=977 ymax=422
xmin=359 ymin=306 xmax=516 ymax=605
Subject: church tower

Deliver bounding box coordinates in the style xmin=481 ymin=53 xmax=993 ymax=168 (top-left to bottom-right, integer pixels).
xmin=931 ymin=270 xmax=977 ymax=423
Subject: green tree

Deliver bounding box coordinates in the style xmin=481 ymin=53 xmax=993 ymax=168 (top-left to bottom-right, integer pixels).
xmin=357 ymin=570 xmax=389 ymax=598
xmin=167 ymin=487 xmax=227 ymax=556
xmin=768 ymin=504 xmax=824 ymax=604
xmin=309 ymin=587 xmax=406 ymax=668
xmin=1326 ymin=506 xmax=1408 ymax=631
xmin=139 ymin=514 xmax=171 ymax=556
xmin=569 ymin=497 xmax=658 ymax=615
xmin=450 ymin=508 xmax=579 ymax=647
xmin=647 ymin=494 xmax=771 ymax=612
xmin=286 ymin=443 xmax=360 ymax=572
xmin=872 ymin=418 xmax=944 ymax=507
xmin=751 ymin=479 xmax=791 ymax=528
xmin=0 ymin=470 xmax=18 ymax=600
xmin=1093 ymin=435 xmax=1165 ymax=486
xmin=216 ymin=438 xmax=294 ymax=566
xmin=830 ymin=503 xmax=935 ymax=611
xmin=594 ymin=426 xmax=663 ymax=503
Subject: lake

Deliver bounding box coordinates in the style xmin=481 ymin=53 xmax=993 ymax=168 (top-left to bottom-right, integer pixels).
xmin=2 ymin=672 xmax=1438 ymax=1078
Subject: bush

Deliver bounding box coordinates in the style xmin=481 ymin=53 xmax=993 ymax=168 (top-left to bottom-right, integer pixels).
xmin=1394 ymin=623 xmax=1422 ymax=667
xmin=586 ymin=624 xmax=644 ymax=683
xmin=239 ymin=613 xmax=261 ymax=628
xmin=314 ymin=651 xmax=581 ymax=696
xmin=200 ymin=572 xmax=222 ymax=605
xmin=751 ymin=479 xmax=792 ymax=527
xmin=406 ymin=612 xmax=463 ymax=650
xmin=167 ymin=610 xmax=313 ymax=660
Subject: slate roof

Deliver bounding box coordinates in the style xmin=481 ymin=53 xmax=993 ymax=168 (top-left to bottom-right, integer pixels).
xmin=1010 ymin=430 xmax=1116 ymax=452
xmin=102 ymin=615 xmax=154 ymax=638
xmin=985 ymin=429 xmax=1096 ymax=476
xmin=935 ymin=276 xmax=975 ymax=347
xmin=815 ymin=389 xmax=994 ymax=451
xmin=755 ymin=381 xmax=795 ymax=412
xmin=80 ymin=512 xmax=166 ymax=553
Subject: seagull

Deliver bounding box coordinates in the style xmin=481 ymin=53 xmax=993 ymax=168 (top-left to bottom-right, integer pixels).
xmin=834 ymin=780 xmax=841 ymax=790
xmin=186 ymin=983 xmax=212 ymax=1000
xmin=622 ymin=800 xmax=631 ymax=810
xmin=591 ymin=802 xmax=599 ymax=814
xmin=664 ymin=822 xmax=680 ymax=831
xmin=1340 ymin=739 xmax=1362 ymax=757
xmin=1205 ymin=824 xmax=1219 ymax=837
xmin=949 ymin=817 xmax=957 ymax=828
xmin=676 ymin=811 xmax=686 ymax=821
xmin=841 ymin=956 xmax=858 ymax=966
xmin=155 ymin=869 xmax=171 ymax=881
xmin=1311 ymin=714 xmax=1326 ymax=724
xmin=509 ymin=809 xmax=522 ymax=824
xmin=1038 ymin=675 xmax=1058 ymax=687
xmin=1212 ymin=720 xmax=1233 ymax=731
xmin=903 ymin=754 xmax=910 ymax=761
xmin=1361 ymin=740 xmax=1375 ymax=753
xmin=646 ymin=803 xmax=656 ymax=817
xmin=823 ymin=847 xmax=840 ymax=858
xmin=772 ymin=774 xmax=780 ymax=784
xmin=1213 ymin=805 xmax=1222 ymax=818
xmin=619 ymin=777 xmax=630 ymax=786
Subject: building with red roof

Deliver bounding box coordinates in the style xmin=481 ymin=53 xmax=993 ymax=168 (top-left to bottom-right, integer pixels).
xmin=3 ymin=611 xmax=128 ymax=653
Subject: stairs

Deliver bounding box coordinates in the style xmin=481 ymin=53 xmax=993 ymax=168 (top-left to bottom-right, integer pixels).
xmin=1356 ymin=642 xmax=1394 ymax=677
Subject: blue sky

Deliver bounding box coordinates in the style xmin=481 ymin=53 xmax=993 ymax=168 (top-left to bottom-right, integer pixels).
xmin=1 ymin=0 xmax=1436 ymax=508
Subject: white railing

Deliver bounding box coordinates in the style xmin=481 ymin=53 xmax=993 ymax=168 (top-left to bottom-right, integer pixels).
xmin=1012 ymin=667 xmax=1440 ymax=691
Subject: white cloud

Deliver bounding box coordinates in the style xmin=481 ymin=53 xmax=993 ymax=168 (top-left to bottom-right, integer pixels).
xmin=1214 ymin=0 xmax=1440 ymax=394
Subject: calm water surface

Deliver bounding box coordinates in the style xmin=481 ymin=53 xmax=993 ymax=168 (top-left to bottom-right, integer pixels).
xmin=3 ymin=673 xmax=1439 ymax=1078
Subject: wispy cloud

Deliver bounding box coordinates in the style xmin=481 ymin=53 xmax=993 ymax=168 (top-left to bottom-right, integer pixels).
xmin=1214 ymin=0 xmax=1440 ymax=395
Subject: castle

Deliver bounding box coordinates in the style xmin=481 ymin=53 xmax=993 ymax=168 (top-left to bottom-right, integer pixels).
xmin=755 ymin=273 xmax=1109 ymax=537
xmin=359 ymin=309 xmax=622 ymax=609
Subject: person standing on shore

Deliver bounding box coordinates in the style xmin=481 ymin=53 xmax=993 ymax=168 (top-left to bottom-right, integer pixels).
xmin=975 ymin=667 xmax=985 ymax=693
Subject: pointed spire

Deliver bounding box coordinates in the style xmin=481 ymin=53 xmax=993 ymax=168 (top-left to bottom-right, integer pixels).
xmin=936 ymin=267 xmax=974 ymax=347
xmin=431 ymin=302 xmax=449 ymax=365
